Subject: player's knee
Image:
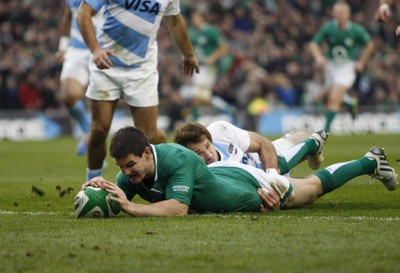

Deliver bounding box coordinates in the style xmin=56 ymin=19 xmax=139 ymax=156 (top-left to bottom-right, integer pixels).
xmin=90 ymin=125 xmax=109 ymax=142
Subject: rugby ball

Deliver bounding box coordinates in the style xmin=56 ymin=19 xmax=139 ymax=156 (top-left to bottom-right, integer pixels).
xmin=73 ymin=186 xmax=115 ymax=218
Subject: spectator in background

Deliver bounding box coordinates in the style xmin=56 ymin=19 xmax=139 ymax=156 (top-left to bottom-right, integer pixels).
xmin=377 ymin=0 xmax=400 ymax=38
xmin=1 ymin=0 xmax=400 ymax=133
xmin=0 ymin=0 xmax=61 ymax=111
xmin=17 ymin=71 xmax=42 ymax=110
xmin=309 ymin=0 xmax=374 ymax=133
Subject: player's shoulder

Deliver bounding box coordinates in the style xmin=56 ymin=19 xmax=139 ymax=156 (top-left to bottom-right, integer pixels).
xmin=207 ymin=120 xmax=235 ymax=130
xmin=156 ymin=143 xmax=199 ymax=158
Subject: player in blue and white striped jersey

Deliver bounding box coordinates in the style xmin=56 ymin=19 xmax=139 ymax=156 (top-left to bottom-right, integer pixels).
xmin=77 ymin=0 xmax=199 ymax=181
xmin=56 ymin=0 xmax=104 ymax=156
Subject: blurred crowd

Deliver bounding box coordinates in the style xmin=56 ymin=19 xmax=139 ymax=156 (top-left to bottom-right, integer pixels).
xmin=1 ymin=0 xmax=400 ymax=128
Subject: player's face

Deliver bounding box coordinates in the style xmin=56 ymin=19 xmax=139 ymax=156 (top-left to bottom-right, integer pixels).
xmin=333 ymin=4 xmax=350 ymax=25
xmin=113 ymin=148 xmax=153 ymax=184
xmin=186 ymin=136 xmax=219 ymax=165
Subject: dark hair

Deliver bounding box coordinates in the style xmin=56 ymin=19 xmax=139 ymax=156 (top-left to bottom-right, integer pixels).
xmin=110 ymin=127 xmax=150 ymax=159
xmin=173 ymin=122 xmax=212 ymax=147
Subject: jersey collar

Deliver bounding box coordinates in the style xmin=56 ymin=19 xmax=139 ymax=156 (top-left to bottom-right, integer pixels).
xmin=150 ymin=144 xmax=158 ymax=181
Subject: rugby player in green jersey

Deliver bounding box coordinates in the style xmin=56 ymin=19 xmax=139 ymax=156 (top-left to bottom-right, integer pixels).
xmin=83 ymin=126 xmax=397 ymax=217
xmin=309 ymin=0 xmax=374 ymax=133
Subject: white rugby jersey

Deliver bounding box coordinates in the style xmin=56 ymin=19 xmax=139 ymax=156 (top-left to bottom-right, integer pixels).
xmin=67 ymin=0 xmax=104 ymax=49
xmin=84 ymin=0 xmax=180 ymax=69
xmin=207 ymin=121 xmax=264 ymax=169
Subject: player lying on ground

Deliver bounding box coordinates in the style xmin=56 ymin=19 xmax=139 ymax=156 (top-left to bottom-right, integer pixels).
xmin=83 ymin=126 xmax=398 ymax=216
xmin=174 ymin=121 xmax=327 ymax=174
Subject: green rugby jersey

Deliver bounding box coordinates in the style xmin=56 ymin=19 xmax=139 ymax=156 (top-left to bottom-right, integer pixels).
xmin=312 ymin=20 xmax=371 ymax=61
xmin=189 ymin=23 xmax=225 ymax=65
xmin=113 ymin=143 xmax=263 ymax=214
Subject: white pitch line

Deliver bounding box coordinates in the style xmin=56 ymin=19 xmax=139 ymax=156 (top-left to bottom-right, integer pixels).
xmin=0 ymin=210 xmax=57 ymax=215
xmin=199 ymin=214 xmax=400 ymax=221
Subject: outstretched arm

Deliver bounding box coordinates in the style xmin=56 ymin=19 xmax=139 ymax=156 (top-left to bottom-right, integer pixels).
xmin=308 ymin=41 xmax=327 ymax=69
xmin=356 ymin=41 xmax=375 ymax=73
xmin=247 ymin=131 xmax=278 ymax=171
xmin=55 ymin=4 xmax=72 ymax=63
xmin=77 ymin=2 xmax=114 ymax=69
xmin=104 ymin=180 xmax=189 ymax=216
xmin=164 ymin=14 xmax=199 ymax=76
xmin=83 ymin=178 xmax=189 ymax=216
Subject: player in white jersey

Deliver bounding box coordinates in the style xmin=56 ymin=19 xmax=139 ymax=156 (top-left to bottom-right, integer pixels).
xmin=77 ymin=0 xmax=199 ymax=181
xmin=174 ymin=121 xmax=328 ymax=175
xmin=56 ymin=0 xmax=104 ymax=156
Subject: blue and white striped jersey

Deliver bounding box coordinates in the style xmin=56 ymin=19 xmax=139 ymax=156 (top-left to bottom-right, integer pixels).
xmin=67 ymin=0 xmax=104 ymax=49
xmin=84 ymin=0 xmax=180 ymax=69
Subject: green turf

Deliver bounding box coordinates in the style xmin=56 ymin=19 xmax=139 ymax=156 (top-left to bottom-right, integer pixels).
xmin=1 ymin=134 xmax=399 ymax=273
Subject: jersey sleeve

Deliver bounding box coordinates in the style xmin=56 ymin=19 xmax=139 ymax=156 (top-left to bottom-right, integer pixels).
xmin=207 ymin=121 xmax=251 ymax=152
xmin=355 ymin=24 xmax=371 ymax=45
xmin=164 ymin=0 xmax=180 ymax=16
xmin=312 ymin=22 xmax=329 ymax=44
xmin=159 ymin=149 xmax=197 ymax=205
xmin=84 ymin=0 xmax=106 ymax=13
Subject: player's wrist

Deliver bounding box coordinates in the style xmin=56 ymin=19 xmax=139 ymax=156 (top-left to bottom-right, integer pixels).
xmin=265 ymin=168 xmax=278 ymax=174
xmin=58 ymin=36 xmax=70 ymax=52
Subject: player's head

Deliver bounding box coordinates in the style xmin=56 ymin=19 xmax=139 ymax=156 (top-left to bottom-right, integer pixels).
xmin=174 ymin=122 xmax=219 ymax=165
xmin=333 ymin=0 xmax=351 ymax=26
xmin=110 ymin=126 xmax=150 ymax=159
xmin=110 ymin=127 xmax=153 ymax=183
xmin=190 ymin=10 xmax=206 ymax=29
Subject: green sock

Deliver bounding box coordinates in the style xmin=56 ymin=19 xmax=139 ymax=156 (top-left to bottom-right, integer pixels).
xmin=191 ymin=106 xmax=200 ymax=121
xmin=278 ymin=138 xmax=319 ymax=174
xmin=316 ymin=157 xmax=377 ymax=194
xmin=324 ymin=111 xmax=336 ymax=133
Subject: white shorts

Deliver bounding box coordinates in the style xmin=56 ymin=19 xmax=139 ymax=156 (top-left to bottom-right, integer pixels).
xmin=60 ymin=47 xmax=91 ymax=86
xmin=86 ymin=62 xmax=159 ymax=107
xmin=208 ymin=160 xmax=294 ymax=206
xmin=325 ymin=61 xmax=356 ymax=88
xmin=180 ymin=65 xmax=217 ymax=102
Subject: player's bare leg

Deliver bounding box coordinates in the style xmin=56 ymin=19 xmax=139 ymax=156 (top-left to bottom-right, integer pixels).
xmin=129 ymin=105 xmax=167 ymax=144
xmin=86 ymin=99 xmax=118 ymax=181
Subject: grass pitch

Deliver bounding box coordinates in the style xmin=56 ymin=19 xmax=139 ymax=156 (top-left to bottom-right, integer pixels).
xmin=1 ymin=134 xmax=400 ymax=273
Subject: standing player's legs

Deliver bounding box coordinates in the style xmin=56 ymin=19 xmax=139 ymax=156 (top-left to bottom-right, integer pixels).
xmin=60 ymin=48 xmax=91 ymax=155
xmin=86 ymin=99 xmax=118 ymax=181
xmin=129 ymin=105 xmax=167 ymax=144
xmin=324 ymin=84 xmax=348 ymax=133
xmin=190 ymin=65 xmax=216 ymax=121
xmin=60 ymin=78 xmax=90 ymax=155
xmin=124 ymin=68 xmax=166 ymax=144
xmin=323 ymin=62 xmax=356 ymax=133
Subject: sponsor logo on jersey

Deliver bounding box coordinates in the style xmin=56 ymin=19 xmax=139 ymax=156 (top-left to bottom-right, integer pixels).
xmin=228 ymin=143 xmax=237 ymax=155
xmin=125 ymin=0 xmax=161 ymax=14
xmin=172 ymin=185 xmax=190 ymax=192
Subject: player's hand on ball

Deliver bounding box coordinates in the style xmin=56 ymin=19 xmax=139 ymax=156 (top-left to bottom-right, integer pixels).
xmin=82 ymin=176 xmax=109 ymax=190
xmin=103 ymin=181 xmax=129 ymax=207
xmin=258 ymin=188 xmax=280 ymax=212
